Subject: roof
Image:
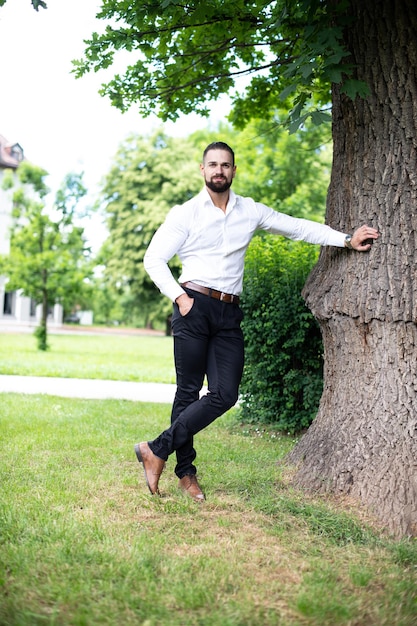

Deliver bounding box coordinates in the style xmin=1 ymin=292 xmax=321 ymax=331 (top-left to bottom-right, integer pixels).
xmin=0 ymin=134 xmax=24 ymax=169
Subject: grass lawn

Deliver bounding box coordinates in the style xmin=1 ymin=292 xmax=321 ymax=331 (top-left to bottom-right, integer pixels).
xmin=0 ymin=331 xmax=175 ymax=383
xmin=0 ymin=330 xmax=416 ymax=625
xmin=1 ymin=394 xmax=416 ymax=626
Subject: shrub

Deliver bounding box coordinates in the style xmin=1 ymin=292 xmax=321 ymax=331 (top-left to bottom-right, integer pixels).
xmin=239 ymin=234 xmax=323 ymax=433
xmin=34 ymin=322 xmax=49 ymax=351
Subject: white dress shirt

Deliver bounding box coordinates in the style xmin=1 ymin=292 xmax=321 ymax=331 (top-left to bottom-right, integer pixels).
xmin=144 ymin=188 xmax=346 ymax=302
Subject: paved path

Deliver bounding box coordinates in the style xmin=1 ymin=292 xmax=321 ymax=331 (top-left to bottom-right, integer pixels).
xmin=0 ymin=326 xmax=212 ymax=404
xmin=0 ymin=375 xmax=178 ymax=403
xmin=0 ymin=324 xmax=179 ymax=402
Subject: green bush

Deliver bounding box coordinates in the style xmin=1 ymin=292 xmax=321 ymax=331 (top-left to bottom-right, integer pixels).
xmin=34 ymin=322 xmax=49 ymax=351
xmin=239 ymin=235 xmax=323 ymax=433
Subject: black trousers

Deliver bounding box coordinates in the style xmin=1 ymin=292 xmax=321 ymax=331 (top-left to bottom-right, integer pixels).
xmin=148 ymin=288 xmax=244 ymax=478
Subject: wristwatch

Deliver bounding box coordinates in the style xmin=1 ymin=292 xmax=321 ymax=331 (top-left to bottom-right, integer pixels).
xmin=344 ymin=234 xmax=353 ymax=249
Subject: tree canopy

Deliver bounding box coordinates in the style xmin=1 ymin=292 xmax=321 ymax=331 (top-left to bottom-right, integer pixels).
xmin=73 ymin=0 xmax=367 ymax=132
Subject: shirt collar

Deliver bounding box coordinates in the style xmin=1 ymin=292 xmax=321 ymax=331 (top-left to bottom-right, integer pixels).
xmin=200 ymin=187 xmax=238 ymax=213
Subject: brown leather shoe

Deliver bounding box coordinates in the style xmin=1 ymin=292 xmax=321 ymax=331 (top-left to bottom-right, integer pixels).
xmin=178 ymin=475 xmax=205 ymax=502
xmin=134 ymin=442 xmax=165 ymax=495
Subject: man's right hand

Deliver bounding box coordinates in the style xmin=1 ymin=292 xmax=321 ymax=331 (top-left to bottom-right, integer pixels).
xmin=175 ymin=293 xmax=194 ymax=316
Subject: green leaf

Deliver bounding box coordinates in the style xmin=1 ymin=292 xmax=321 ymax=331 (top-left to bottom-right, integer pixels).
xmin=310 ymin=110 xmax=332 ymax=126
xmin=340 ymin=79 xmax=370 ymax=100
xmin=32 ymin=0 xmax=47 ymax=10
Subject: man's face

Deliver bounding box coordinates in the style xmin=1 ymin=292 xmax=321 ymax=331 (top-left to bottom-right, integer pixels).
xmin=200 ymin=149 xmax=236 ymax=193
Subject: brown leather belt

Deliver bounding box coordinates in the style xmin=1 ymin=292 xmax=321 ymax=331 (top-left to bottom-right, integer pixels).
xmin=181 ymin=281 xmax=240 ymax=304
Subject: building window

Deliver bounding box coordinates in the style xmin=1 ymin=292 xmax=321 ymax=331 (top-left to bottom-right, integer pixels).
xmin=10 ymin=144 xmax=24 ymax=163
xmin=3 ymin=291 xmax=15 ymax=315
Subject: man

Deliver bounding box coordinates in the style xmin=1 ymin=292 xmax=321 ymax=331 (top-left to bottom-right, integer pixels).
xmin=135 ymin=141 xmax=379 ymax=502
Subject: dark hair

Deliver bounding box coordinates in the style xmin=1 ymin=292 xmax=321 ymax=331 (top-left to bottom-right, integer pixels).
xmin=203 ymin=142 xmax=235 ymax=165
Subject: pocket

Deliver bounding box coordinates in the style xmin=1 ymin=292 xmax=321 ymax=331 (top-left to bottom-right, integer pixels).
xmin=180 ymin=298 xmax=196 ymax=317
xmin=172 ymin=298 xmax=200 ymax=337
xmin=172 ymin=297 xmax=197 ymax=324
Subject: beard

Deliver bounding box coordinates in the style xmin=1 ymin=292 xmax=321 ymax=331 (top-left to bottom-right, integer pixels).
xmin=205 ymin=176 xmax=232 ymax=193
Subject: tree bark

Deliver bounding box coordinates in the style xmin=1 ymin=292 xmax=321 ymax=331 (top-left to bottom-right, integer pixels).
xmin=287 ymin=0 xmax=417 ymax=537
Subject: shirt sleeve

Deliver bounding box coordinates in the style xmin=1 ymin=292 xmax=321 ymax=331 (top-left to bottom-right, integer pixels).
xmin=256 ymin=202 xmax=347 ymax=247
xmin=143 ymin=205 xmax=189 ymax=302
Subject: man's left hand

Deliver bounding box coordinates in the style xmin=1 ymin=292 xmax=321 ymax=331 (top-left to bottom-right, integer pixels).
xmin=351 ymin=225 xmax=379 ymax=251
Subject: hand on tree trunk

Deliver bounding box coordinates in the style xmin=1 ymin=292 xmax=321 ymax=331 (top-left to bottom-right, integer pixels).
xmin=350 ymin=225 xmax=379 ymax=251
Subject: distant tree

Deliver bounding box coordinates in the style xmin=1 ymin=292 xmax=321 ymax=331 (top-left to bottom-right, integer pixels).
xmin=99 ymin=130 xmax=202 ymax=328
xmin=0 ymin=163 xmax=91 ymax=350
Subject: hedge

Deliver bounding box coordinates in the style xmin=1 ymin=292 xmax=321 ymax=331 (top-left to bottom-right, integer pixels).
xmin=239 ymin=234 xmax=323 ymax=433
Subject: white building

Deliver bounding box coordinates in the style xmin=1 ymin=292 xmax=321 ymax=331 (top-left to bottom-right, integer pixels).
xmin=0 ymin=133 xmax=63 ymax=327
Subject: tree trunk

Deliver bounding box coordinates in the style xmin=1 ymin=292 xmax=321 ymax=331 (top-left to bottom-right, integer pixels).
xmin=35 ymin=277 xmax=49 ymax=351
xmin=287 ymin=0 xmax=417 ymax=537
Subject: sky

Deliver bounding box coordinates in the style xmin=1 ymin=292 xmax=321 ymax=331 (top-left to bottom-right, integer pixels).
xmin=0 ymin=0 xmax=227 ymax=248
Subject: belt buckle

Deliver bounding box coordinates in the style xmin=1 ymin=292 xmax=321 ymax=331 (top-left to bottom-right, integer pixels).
xmin=220 ymin=292 xmax=229 ymax=302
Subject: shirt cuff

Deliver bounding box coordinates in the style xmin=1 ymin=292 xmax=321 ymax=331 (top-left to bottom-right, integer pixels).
xmin=169 ymin=285 xmax=186 ymax=303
